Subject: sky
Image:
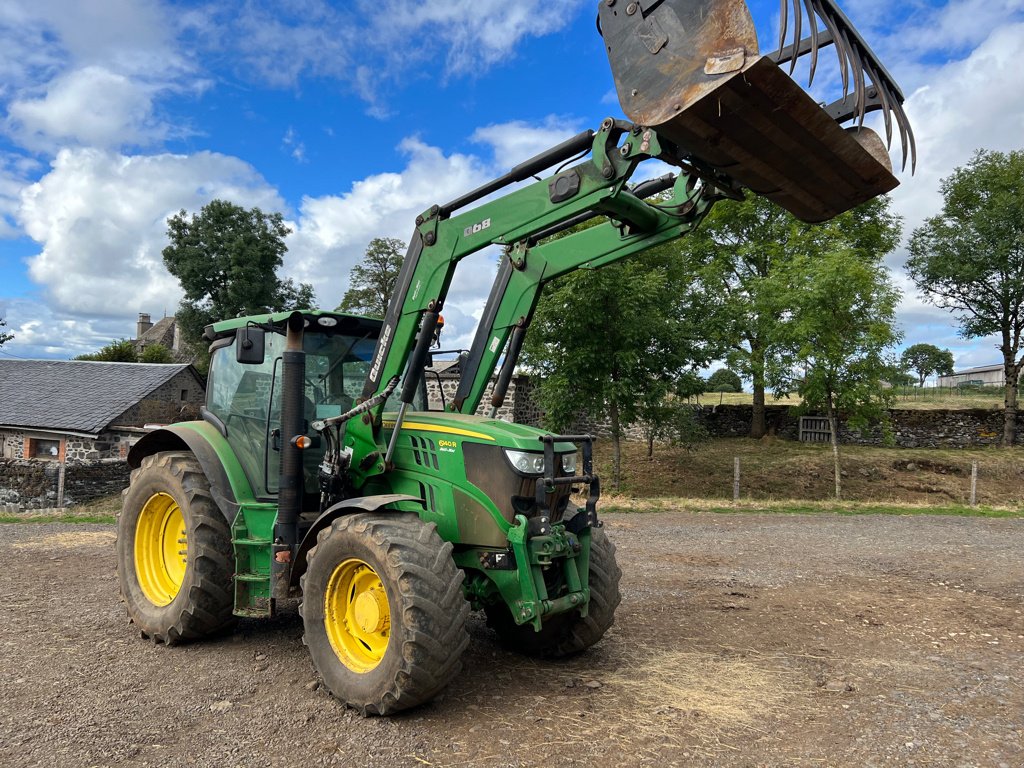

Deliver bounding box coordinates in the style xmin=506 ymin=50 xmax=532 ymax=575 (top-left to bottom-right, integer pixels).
xmin=0 ymin=0 xmax=1023 ymax=377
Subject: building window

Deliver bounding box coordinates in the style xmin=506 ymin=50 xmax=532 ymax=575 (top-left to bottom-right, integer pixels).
xmin=181 ymin=388 xmax=189 ymax=401
xmin=30 ymin=438 xmax=61 ymax=460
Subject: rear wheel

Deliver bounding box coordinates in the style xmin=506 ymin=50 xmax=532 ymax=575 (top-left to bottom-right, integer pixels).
xmin=116 ymin=451 xmax=236 ymax=644
xmin=486 ymin=526 xmax=621 ymax=657
xmin=300 ymin=513 xmax=470 ymax=715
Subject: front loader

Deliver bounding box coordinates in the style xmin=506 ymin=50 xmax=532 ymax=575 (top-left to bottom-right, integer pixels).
xmin=116 ymin=0 xmax=914 ymax=714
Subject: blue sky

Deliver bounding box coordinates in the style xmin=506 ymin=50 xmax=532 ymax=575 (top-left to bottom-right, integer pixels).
xmin=1 ymin=0 xmax=1023 ymax=379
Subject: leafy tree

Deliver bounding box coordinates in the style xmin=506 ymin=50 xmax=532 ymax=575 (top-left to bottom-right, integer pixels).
xmin=139 ymin=343 xmax=175 ymax=364
xmin=782 ymin=252 xmax=901 ymax=500
xmin=680 ymin=195 xmax=901 ymax=438
xmin=637 ymin=394 xmax=709 ymax=459
xmin=907 ymin=149 xmax=1024 ymax=445
xmin=337 ymin=237 xmax=405 ymax=317
xmin=75 ymin=339 xmax=139 ymax=362
xmin=884 ymin=367 xmax=917 ymax=388
xmin=900 ymin=343 xmax=955 ymax=387
xmin=522 ymin=246 xmax=719 ymax=489
xmin=163 ymin=200 xmax=316 ymax=345
xmin=706 ymin=368 xmax=742 ymax=393
xmin=0 ymin=317 xmax=12 ymax=347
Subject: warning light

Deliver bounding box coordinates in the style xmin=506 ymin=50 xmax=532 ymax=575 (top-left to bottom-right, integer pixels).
xmin=291 ymin=435 xmax=312 ymax=449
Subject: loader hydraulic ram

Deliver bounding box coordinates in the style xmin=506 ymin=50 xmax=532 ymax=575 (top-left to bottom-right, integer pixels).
xmin=119 ymin=0 xmax=913 ymax=715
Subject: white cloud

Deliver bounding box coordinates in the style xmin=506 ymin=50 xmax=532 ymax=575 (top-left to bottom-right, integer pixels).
xmin=369 ymin=0 xmax=590 ymax=76
xmin=7 ymin=66 xmax=173 ymax=151
xmin=285 ymin=137 xmax=493 ymax=312
xmin=17 ymin=148 xmax=284 ymax=317
xmin=0 ymin=297 xmax=138 ymax=360
xmin=471 ymin=117 xmax=584 ymax=171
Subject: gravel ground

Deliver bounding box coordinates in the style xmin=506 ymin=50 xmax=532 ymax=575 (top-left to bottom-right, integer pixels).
xmin=1 ymin=512 xmax=1021 ymax=767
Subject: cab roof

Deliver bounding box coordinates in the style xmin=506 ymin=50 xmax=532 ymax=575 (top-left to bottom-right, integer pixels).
xmin=204 ymin=309 xmax=382 ymax=342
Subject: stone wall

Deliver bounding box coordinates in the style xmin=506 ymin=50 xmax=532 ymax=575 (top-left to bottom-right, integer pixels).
xmin=425 ymin=374 xmax=525 ymax=422
xmin=0 ymin=458 xmax=130 ymax=509
xmin=475 ymin=374 xmax=1016 ymax=449
xmin=691 ymin=404 xmax=1015 ymax=448
xmin=0 ymin=429 xmax=25 ymax=459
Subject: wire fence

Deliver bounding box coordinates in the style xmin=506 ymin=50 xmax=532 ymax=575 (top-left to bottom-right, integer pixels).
xmin=891 ymin=385 xmax=1006 ymax=405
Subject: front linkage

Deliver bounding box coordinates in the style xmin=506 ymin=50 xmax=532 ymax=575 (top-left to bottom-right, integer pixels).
xmin=457 ymin=434 xmax=601 ymax=631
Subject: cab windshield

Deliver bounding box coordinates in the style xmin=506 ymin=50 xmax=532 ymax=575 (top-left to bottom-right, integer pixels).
xmin=207 ymin=327 xmax=426 ymax=498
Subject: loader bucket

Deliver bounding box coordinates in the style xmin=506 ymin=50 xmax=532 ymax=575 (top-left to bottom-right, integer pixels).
xmin=599 ymin=0 xmax=915 ymax=222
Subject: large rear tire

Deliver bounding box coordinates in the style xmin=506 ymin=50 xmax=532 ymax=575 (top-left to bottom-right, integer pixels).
xmin=486 ymin=526 xmax=621 ymax=658
xmin=116 ymin=451 xmax=236 ymax=644
xmin=299 ymin=513 xmax=470 ymax=715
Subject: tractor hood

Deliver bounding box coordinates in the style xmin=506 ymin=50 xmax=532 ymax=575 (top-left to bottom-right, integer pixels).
xmin=383 ymin=411 xmax=578 ymax=454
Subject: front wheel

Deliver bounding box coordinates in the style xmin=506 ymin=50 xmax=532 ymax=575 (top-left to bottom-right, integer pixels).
xmin=486 ymin=526 xmax=622 ymax=657
xmin=116 ymin=451 xmax=236 ymax=644
xmin=299 ymin=513 xmax=470 ymax=715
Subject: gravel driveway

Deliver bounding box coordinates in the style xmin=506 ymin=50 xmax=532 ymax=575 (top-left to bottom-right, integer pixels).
xmin=2 ymin=512 xmax=1021 ymax=767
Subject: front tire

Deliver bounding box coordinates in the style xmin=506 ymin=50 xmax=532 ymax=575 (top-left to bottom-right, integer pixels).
xmin=486 ymin=526 xmax=622 ymax=658
xmin=299 ymin=513 xmax=470 ymax=715
xmin=116 ymin=451 xmax=236 ymax=644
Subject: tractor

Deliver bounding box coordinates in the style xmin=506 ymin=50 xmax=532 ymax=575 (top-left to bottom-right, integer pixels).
xmin=116 ymin=0 xmax=914 ymax=714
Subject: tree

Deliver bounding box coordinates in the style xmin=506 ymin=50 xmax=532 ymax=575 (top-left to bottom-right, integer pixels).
xmin=0 ymin=317 xmax=12 ymax=347
xmin=907 ymin=149 xmax=1024 ymax=445
xmin=139 ymin=343 xmax=175 ymax=364
xmin=900 ymin=343 xmax=955 ymax=387
xmin=75 ymin=339 xmax=139 ymax=362
xmin=782 ymin=251 xmax=901 ymax=500
xmin=337 ymin=237 xmax=405 ymax=317
xmin=706 ymin=368 xmax=742 ymax=393
xmin=680 ymin=195 xmax=901 ymax=438
xmin=522 ymin=245 xmax=720 ymax=489
xmin=162 ymin=200 xmax=316 ymax=345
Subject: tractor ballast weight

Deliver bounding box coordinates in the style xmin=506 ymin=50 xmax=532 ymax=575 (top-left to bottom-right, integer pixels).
xmin=600 ymin=0 xmax=915 ymax=222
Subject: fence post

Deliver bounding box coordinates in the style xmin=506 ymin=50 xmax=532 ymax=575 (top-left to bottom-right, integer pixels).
xmin=970 ymin=461 xmax=978 ymax=507
xmin=57 ymin=461 xmax=66 ymax=508
xmin=733 ymin=457 xmax=740 ymax=503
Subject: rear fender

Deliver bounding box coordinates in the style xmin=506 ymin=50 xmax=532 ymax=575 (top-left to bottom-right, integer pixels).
xmin=127 ymin=422 xmax=255 ymax=524
xmin=290 ymin=494 xmax=424 ymax=587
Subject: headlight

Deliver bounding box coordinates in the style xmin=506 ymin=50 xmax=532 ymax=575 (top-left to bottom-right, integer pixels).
xmin=504 ymin=450 xmax=545 ymax=475
xmin=561 ymin=452 xmax=577 ymax=474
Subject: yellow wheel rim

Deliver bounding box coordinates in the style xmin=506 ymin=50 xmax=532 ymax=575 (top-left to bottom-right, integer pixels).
xmin=134 ymin=492 xmax=187 ymax=606
xmin=323 ymin=558 xmax=391 ymax=673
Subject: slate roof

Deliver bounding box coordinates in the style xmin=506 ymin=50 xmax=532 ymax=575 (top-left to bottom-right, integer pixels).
xmin=0 ymin=360 xmax=197 ymax=436
xmin=135 ymin=316 xmax=177 ymax=351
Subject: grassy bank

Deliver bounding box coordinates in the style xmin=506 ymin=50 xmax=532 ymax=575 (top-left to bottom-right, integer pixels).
xmin=0 ymin=494 xmax=120 ymax=524
xmin=592 ymin=438 xmax=1024 ymax=508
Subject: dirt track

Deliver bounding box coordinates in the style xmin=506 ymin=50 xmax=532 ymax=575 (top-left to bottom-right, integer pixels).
xmin=2 ymin=512 xmax=1022 ymax=767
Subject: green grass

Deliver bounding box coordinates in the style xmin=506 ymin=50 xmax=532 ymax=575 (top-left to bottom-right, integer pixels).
xmin=0 ymin=493 xmax=121 ymax=524
xmin=599 ymin=496 xmax=1024 ymax=518
xmin=0 ymin=514 xmax=117 ymax=524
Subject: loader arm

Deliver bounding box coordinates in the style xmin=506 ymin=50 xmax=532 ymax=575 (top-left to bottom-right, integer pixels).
xmin=343 ymin=0 xmax=913 ymax=486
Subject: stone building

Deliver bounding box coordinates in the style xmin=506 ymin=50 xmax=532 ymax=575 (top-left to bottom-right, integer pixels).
xmin=0 ymin=360 xmax=205 ymax=508
xmin=132 ymin=312 xmax=186 ymax=358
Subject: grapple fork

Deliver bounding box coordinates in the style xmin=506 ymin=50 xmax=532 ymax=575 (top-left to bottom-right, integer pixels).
xmin=599 ymin=0 xmax=915 ymax=222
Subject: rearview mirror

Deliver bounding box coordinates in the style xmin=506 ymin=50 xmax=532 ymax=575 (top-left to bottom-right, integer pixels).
xmin=236 ymin=326 xmax=265 ymax=365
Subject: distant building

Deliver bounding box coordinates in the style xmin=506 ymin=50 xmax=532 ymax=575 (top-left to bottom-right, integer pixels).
xmin=132 ymin=312 xmax=185 ymax=358
xmin=937 ymin=364 xmax=1005 ymax=388
xmin=0 ymin=359 xmax=205 ymax=461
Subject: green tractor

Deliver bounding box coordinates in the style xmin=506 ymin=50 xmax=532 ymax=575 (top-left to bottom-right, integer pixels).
xmin=116 ymin=0 xmax=913 ymax=714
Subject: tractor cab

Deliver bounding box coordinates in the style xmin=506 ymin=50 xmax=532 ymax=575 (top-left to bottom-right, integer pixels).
xmin=203 ymin=310 xmax=427 ymax=504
